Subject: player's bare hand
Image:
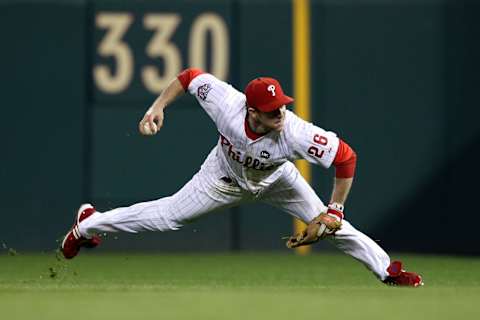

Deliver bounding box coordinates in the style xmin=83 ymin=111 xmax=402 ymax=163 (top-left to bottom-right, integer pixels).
xmin=139 ymin=107 xmax=164 ymax=136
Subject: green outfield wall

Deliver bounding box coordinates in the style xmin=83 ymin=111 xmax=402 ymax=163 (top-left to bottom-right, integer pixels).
xmin=1 ymin=0 xmax=479 ymax=254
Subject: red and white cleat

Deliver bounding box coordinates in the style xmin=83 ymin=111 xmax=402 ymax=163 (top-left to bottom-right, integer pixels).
xmin=61 ymin=204 xmax=101 ymax=259
xmin=383 ymin=260 xmax=424 ymax=287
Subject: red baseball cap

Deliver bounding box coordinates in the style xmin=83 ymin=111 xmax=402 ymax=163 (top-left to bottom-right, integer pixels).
xmin=245 ymin=77 xmax=294 ymax=112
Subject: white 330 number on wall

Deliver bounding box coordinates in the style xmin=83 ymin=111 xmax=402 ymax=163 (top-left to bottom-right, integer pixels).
xmin=94 ymin=12 xmax=229 ymax=95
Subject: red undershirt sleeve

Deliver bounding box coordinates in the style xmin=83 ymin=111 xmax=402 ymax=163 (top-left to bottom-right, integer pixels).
xmin=333 ymin=139 xmax=357 ymax=178
xmin=177 ymin=68 xmax=205 ymax=91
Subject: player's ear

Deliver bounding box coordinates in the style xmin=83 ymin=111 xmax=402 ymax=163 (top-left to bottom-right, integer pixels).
xmin=247 ymin=106 xmax=257 ymax=116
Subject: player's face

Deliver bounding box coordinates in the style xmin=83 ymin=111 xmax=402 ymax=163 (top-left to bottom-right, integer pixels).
xmin=257 ymin=105 xmax=286 ymax=131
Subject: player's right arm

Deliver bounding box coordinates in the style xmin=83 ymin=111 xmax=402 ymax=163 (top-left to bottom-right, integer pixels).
xmin=139 ymin=76 xmax=185 ymax=136
xmin=139 ymin=68 xmax=231 ymax=135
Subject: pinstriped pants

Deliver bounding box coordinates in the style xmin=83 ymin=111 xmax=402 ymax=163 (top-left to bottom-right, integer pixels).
xmin=79 ymin=150 xmax=390 ymax=280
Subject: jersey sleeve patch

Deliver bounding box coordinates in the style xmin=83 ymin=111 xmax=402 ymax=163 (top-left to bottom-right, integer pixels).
xmin=197 ymin=83 xmax=212 ymax=100
xmin=187 ymin=73 xmax=236 ymax=126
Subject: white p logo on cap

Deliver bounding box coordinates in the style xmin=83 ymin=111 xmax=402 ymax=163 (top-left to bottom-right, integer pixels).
xmin=267 ymin=85 xmax=276 ymax=96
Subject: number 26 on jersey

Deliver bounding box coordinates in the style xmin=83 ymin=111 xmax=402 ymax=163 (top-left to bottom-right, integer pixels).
xmin=308 ymin=134 xmax=328 ymax=158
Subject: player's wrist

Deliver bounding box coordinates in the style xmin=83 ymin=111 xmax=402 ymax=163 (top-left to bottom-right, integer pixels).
xmin=153 ymin=103 xmax=167 ymax=111
xmin=327 ymin=202 xmax=344 ymax=221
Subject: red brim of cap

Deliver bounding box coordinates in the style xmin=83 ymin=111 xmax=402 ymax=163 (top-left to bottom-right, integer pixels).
xmin=256 ymin=95 xmax=294 ymax=112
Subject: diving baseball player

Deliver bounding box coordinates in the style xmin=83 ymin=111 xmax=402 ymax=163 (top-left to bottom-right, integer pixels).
xmin=61 ymin=69 xmax=423 ymax=287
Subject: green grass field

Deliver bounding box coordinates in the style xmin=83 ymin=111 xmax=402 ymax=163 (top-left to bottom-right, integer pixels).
xmin=1 ymin=252 xmax=479 ymax=320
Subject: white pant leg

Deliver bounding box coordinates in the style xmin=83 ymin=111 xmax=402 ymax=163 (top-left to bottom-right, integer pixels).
xmin=259 ymin=164 xmax=327 ymax=222
xmin=330 ymin=220 xmax=390 ymax=280
xmin=79 ymin=150 xmax=245 ymax=237
xmin=260 ymin=163 xmax=390 ymax=280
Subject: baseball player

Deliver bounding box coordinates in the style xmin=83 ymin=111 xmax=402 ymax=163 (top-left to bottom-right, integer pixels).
xmin=61 ymin=68 xmax=423 ymax=287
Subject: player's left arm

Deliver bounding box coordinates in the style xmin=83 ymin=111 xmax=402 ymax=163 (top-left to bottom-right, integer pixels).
xmin=331 ymin=178 xmax=353 ymax=205
xmin=325 ymin=139 xmax=357 ymax=222
xmin=285 ymin=117 xmax=357 ymax=248
xmin=330 ymin=139 xmax=356 ymax=205
xmin=287 ymin=112 xmax=356 ymax=218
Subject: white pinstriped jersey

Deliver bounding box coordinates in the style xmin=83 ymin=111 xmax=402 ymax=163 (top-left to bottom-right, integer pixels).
xmin=188 ymin=73 xmax=340 ymax=193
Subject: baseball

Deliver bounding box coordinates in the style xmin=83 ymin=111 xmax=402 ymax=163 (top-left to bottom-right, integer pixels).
xmin=316 ymin=224 xmax=332 ymax=238
xmin=143 ymin=121 xmax=158 ymax=135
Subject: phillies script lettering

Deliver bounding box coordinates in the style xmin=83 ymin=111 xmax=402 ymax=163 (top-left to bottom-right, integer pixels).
xmin=220 ymin=135 xmax=275 ymax=171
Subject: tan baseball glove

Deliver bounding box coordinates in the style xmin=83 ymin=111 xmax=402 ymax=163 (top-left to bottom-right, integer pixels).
xmin=285 ymin=212 xmax=343 ymax=249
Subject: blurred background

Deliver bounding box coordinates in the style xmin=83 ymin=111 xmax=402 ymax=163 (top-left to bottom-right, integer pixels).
xmin=1 ymin=0 xmax=478 ymax=255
